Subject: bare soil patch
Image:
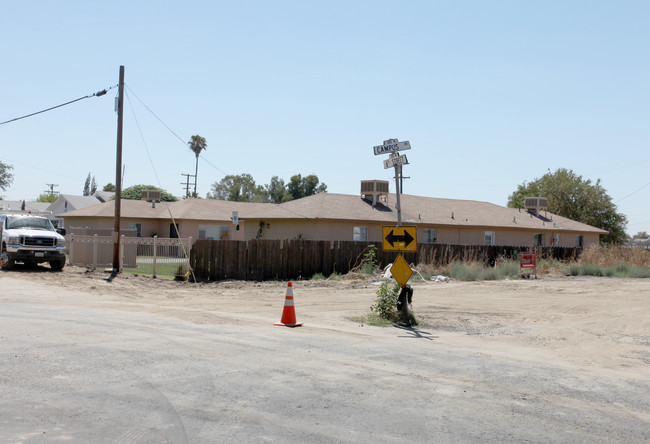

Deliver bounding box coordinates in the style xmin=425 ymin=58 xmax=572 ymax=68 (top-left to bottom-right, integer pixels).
xmin=5 ymin=265 xmax=649 ymax=380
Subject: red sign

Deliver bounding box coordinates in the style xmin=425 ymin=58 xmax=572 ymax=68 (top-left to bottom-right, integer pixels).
xmin=520 ymin=252 xmax=536 ymax=268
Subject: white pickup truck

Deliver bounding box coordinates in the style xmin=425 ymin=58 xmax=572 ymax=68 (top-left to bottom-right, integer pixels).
xmin=0 ymin=214 xmax=67 ymax=271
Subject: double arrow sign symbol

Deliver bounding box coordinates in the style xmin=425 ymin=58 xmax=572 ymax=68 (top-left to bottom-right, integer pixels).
xmin=382 ymin=226 xmax=417 ymax=252
xmin=384 ymin=229 xmax=415 ymax=248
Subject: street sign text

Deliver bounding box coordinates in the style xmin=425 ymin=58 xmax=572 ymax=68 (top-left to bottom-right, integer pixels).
xmin=373 ymin=140 xmax=411 ymax=156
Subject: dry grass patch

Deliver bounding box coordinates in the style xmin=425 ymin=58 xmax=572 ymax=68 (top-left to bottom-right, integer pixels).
xmin=579 ymin=244 xmax=650 ymax=267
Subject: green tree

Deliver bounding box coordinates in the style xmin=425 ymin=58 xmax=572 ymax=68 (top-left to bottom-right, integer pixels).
xmin=266 ymin=176 xmax=289 ymax=203
xmin=103 ymin=183 xmax=116 ymax=192
xmin=120 ymin=185 xmax=177 ymax=202
xmin=187 ymin=135 xmax=207 ymax=197
xmin=632 ymin=231 xmax=648 ymax=239
xmin=286 ymin=174 xmax=327 ymax=200
xmin=37 ymin=193 xmax=58 ymax=203
xmin=83 ymin=173 xmax=92 ymax=196
xmin=207 ymin=174 xmax=268 ymax=202
xmin=0 ymin=161 xmax=14 ymax=195
xmin=90 ymin=176 xmax=97 ymax=195
xmin=507 ymin=168 xmax=627 ymax=244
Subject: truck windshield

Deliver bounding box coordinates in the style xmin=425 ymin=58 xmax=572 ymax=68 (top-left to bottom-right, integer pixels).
xmin=6 ymin=216 xmax=55 ymax=231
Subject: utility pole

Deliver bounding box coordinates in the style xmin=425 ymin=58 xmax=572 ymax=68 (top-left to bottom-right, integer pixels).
xmin=181 ymin=173 xmax=196 ymax=198
xmin=399 ymin=174 xmax=410 ymax=194
xmin=44 ymin=184 xmax=59 ymax=195
xmin=393 ymin=164 xmax=402 ymax=227
xmin=112 ymin=65 xmax=125 ymax=271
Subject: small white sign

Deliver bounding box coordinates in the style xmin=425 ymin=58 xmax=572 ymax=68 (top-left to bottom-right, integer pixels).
xmin=232 ymin=211 xmax=239 ymax=225
xmin=384 ymin=154 xmax=409 ymax=169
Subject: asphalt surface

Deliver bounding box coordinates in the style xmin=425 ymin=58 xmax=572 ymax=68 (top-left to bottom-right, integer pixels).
xmin=1 ymin=276 xmax=648 ymax=443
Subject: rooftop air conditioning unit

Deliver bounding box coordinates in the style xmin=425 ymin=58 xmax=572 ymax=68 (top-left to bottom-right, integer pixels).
xmin=361 ymin=180 xmax=389 ymax=207
xmin=525 ymin=197 xmax=548 ymax=215
xmin=141 ymin=190 xmax=162 ymax=202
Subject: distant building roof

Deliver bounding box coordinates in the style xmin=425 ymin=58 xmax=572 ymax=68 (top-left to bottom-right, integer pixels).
xmin=48 ymin=194 xmax=102 ymax=213
xmin=0 ymin=200 xmax=51 ymax=213
xmin=93 ymin=191 xmax=115 ymax=203
xmin=59 ymin=192 xmax=608 ymax=234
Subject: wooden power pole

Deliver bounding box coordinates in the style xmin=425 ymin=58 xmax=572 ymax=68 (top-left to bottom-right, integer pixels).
xmin=112 ymin=65 xmax=125 ymax=271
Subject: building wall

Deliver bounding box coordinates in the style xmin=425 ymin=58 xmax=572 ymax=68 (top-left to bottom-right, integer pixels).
xmin=242 ymin=219 xmax=601 ymax=248
xmin=63 ymin=216 xmax=601 ymax=248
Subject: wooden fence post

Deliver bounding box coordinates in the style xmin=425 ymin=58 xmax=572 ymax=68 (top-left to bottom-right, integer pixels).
xmin=92 ymin=234 xmax=98 ymax=270
xmin=152 ymin=235 xmax=157 ymax=278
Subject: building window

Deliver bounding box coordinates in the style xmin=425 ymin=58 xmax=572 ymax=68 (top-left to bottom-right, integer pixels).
xmin=353 ymin=226 xmax=368 ymax=241
xmin=423 ymin=229 xmax=436 ymax=243
xmin=575 ymin=235 xmax=584 ymax=247
xmin=533 ymin=233 xmax=544 ymax=247
xmin=198 ymin=225 xmax=228 ymax=240
xmin=484 ymin=231 xmax=495 ymax=246
xmin=128 ymin=222 xmax=142 ymax=237
xmin=552 ymin=234 xmax=560 ymax=246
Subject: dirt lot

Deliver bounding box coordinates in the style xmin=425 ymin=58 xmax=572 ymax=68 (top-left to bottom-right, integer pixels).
xmin=1 ymin=265 xmax=649 ymax=442
xmin=18 ymin=265 xmax=649 ymax=375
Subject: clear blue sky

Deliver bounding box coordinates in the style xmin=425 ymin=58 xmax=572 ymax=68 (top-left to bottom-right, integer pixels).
xmin=2 ymin=1 xmax=649 ymax=235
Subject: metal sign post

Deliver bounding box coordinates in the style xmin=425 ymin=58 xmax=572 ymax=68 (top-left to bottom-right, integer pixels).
xmin=374 ymin=138 xmax=415 ymax=322
xmin=374 ymin=139 xmax=411 ymax=227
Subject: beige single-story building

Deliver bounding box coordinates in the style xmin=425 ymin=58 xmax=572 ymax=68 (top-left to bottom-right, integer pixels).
xmin=58 ymin=181 xmax=607 ymax=248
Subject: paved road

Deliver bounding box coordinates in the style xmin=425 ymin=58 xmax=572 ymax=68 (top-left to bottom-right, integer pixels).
xmin=1 ymin=277 xmax=648 ymax=443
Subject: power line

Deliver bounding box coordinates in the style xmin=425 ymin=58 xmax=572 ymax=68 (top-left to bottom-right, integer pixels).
xmin=124 ymin=89 xmax=164 ymax=190
xmin=0 ymin=85 xmax=117 ymax=127
xmin=0 ymin=157 xmax=80 ymax=181
xmin=124 ymin=84 xmax=187 ymax=145
xmin=615 ymin=181 xmax=650 ymax=204
xmin=199 ymin=154 xmax=228 ymax=176
xmin=124 ymin=83 xmax=229 ymax=176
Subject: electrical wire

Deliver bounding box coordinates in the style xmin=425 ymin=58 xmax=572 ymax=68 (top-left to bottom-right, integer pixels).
xmin=0 ymin=157 xmax=80 ymax=182
xmin=0 ymin=85 xmax=117 ymax=127
xmin=124 ymin=89 xmax=195 ymax=281
xmin=124 ymin=83 xmax=229 ymax=176
xmin=198 ymin=154 xmax=229 ymax=176
xmin=124 ymin=84 xmax=186 ymax=145
xmin=615 ymin=181 xmax=650 ymax=204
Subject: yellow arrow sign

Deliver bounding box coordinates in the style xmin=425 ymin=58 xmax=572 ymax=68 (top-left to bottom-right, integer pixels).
xmin=390 ymin=253 xmax=413 ymax=288
xmin=382 ymin=226 xmax=417 ymax=252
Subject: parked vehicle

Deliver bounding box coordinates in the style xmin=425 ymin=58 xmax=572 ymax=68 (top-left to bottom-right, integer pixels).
xmin=0 ymin=214 xmax=67 ymax=271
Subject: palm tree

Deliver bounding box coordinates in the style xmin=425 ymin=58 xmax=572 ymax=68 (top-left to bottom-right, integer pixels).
xmin=187 ymin=135 xmax=207 ymax=197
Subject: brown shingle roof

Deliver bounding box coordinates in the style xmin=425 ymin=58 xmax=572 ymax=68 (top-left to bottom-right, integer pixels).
xmin=59 ymin=193 xmax=608 ymax=234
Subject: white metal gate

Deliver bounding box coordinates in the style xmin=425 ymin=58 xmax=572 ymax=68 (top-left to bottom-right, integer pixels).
xmin=68 ymin=235 xmax=193 ymax=278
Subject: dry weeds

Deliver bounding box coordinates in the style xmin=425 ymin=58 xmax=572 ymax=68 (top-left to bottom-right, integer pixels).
xmin=579 ymin=244 xmax=650 ymax=267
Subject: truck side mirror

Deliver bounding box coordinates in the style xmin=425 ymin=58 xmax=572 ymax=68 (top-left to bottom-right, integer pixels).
xmin=57 ymin=228 xmax=67 ymax=236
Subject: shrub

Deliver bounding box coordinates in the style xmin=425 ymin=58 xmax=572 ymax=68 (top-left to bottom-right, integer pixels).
xmin=370 ymin=282 xmax=400 ymax=320
xmin=362 ymin=245 xmax=378 ymax=274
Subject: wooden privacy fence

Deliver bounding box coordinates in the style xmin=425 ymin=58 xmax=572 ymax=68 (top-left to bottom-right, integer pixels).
xmin=190 ymin=239 xmax=581 ymax=281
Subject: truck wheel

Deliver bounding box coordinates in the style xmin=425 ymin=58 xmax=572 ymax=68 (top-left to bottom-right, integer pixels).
xmin=49 ymin=258 xmax=65 ymax=271
xmin=1 ymin=252 xmax=15 ymax=271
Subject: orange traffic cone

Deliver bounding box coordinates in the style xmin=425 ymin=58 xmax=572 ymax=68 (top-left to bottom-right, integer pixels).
xmin=274 ymin=282 xmax=303 ymax=327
